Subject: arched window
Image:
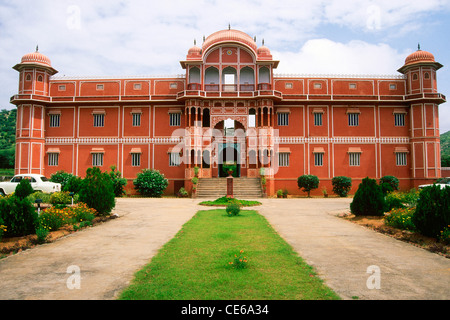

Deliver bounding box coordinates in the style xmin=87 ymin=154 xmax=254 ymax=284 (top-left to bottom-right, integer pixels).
xmin=424 ymin=72 xmax=430 ymax=79
xmin=37 ymin=75 xmax=43 ymax=82
xmin=258 ymin=67 xmax=271 ymax=90
xmin=202 ymin=108 xmax=210 ymax=127
xmin=26 ymin=74 xmax=32 ymax=81
xmin=189 ymin=67 xmax=200 ymax=90
xmin=240 ymin=67 xmax=255 ymax=91
xmin=222 ymin=67 xmax=237 ymax=92
xmin=205 ymin=67 xmax=219 ymax=91
xmin=249 ymin=108 xmax=256 ymax=128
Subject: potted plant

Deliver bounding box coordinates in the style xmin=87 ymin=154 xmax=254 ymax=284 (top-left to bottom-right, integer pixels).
xmin=283 ymin=189 xmax=288 ymax=198
xmin=194 ymin=166 xmax=200 ymax=177
xmin=322 ymin=187 xmax=328 ymax=198
xmin=277 ymin=189 xmax=283 ymax=198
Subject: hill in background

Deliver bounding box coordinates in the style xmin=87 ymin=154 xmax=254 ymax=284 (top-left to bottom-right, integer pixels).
xmin=441 ymin=130 xmax=450 ymax=167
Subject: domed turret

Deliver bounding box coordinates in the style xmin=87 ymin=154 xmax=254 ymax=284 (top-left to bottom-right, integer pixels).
xmin=257 ymin=39 xmax=272 ymax=60
xmin=186 ymin=40 xmax=202 ymax=60
xmin=13 ymin=46 xmax=58 ymax=75
xmin=398 ymin=45 xmax=442 ymax=74
xmin=202 ymin=29 xmax=258 ymax=54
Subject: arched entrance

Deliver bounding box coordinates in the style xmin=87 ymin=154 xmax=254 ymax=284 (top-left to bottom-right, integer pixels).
xmin=218 ymin=143 xmax=240 ymax=177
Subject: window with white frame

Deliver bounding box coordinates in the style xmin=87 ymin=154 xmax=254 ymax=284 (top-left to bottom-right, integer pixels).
xmin=170 ymin=113 xmax=181 ymax=126
xmin=93 ymin=114 xmax=105 ymax=127
xmin=396 ymin=152 xmax=407 ymax=166
xmin=169 ymin=153 xmax=181 ymax=167
xmin=49 ymin=114 xmax=60 ymax=128
xmin=132 ymin=112 xmax=141 ymax=127
xmin=394 ymin=113 xmax=405 ymax=127
xmin=314 ymin=113 xmax=323 ymax=126
xmin=349 ymin=153 xmax=361 ymax=166
xmin=314 ymin=153 xmax=324 ymax=166
xmin=92 ymin=153 xmax=104 ymax=167
xmin=277 ymin=112 xmax=289 ymax=126
xmin=131 ymin=153 xmax=141 ymax=167
xmin=48 ymin=153 xmax=59 ymax=166
xmin=278 ymin=153 xmax=290 ymax=167
xmin=348 ymin=113 xmax=359 ymax=126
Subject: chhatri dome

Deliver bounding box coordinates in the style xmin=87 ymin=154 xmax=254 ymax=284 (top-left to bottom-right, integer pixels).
xmin=202 ymin=28 xmax=258 ymax=54
xmin=20 ymin=46 xmax=52 ymax=68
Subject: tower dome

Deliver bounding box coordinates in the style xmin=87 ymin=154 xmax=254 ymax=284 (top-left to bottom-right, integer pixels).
xmin=13 ymin=46 xmax=58 ymax=75
xmin=186 ymin=40 xmax=202 ymax=60
xmin=257 ymin=39 xmax=272 ymax=59
xmin=404 ymin=49 xmax=435 ymax=66
xmin=202 ymin=29 xmax=257 ymax=54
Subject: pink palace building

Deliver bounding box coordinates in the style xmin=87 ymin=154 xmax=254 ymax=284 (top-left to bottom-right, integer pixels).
xmin=10 ymin=28 xmax=446 ymax=196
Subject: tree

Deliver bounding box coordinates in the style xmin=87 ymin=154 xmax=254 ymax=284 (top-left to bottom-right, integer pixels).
xmin=297 ymin=175 xmax=319 ymax=197
xmin=109 ymin=165 xmax=127 ymax=197
xmin=350 ymin=177 xmax=386 ymax=216
xmin=79 ymin=167 xmax=116 ymax=215
xmin=133 ymin=169 xmax=168 ymax=197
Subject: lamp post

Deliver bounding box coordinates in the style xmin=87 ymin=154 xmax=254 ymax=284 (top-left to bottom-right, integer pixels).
xmin=35 ymin=199 xmax=42 ymax=215
xmin=69 ymin=192 xmax=74 ymax=206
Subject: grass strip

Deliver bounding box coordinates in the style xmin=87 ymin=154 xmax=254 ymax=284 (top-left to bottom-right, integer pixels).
xmin=118 ymin=209 xmax=339 ymax=300
xmin=199 ymin=196 xmax=262 ymax=207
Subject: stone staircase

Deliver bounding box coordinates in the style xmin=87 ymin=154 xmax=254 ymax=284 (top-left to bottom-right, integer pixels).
xmin=195 ymin=177 xmax=263 ymax=199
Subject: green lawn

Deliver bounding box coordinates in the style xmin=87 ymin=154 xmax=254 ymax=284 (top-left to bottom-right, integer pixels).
xmin=118 ymin=209 xmax=340 ymax=300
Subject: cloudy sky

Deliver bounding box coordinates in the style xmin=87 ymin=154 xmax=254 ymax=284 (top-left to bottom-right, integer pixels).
xmin=1 ymin=0 xmax=449 ymax=132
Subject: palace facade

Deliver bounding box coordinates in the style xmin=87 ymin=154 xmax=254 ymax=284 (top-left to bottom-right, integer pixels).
xmin=10 ymin=29 xmax=446 ymax=196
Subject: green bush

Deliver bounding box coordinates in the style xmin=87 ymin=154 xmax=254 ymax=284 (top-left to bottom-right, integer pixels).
xmin=297 ymin=175 xmax=319 ymax=197
xmin=37 ymin=206 xmax=71 ymax=231
xmin=412 ymin=185 xmax=450 ymax=238
xmin=226 ymin=203 xmax=241 ymax=216
xmin=27 ymin=191 xmax=52 ymax=204
xmin=350 ymin=177 xmax=387 ymax=216
xmin=70 ymin=203 xmax=96 ymax=223
xmin=0 ymin=196 xmax=37 ymax=237
xmin=331 ymin=176 xmax=352 ymax=197
xmin=50 ymin=171 xmax=75 ymax=191
xmin=79 ymin=167 xmax=116 ymax=215
xmin=133 ymin=169 xmax=169 ymax=197
xmin=50 ymin=191 xmax=72 ymax=205
xmin=379 ymin=176 xmax=399 ymax=195
xmin=176 ymin=187 xmax=189 ymax=198
xmin=109 ymin=165 xmax=127 ymax=197
xmin=63 ymin=176 xmax=83 ymax=194
xmin=15 ymin=179 xmax=34 ymax=199
xmin=35 ymin=227 xmax=49 ymax=244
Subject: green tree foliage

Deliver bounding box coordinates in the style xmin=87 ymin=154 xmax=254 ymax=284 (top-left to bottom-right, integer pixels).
xmin=331 ymin=176 xmax=352 ymax=197
xmin=0 ymin=109 xmax=17 ymax=168
xmin=133 ymin=169 xmax=168 ymax=197
xmin=412 ymin=185 xmax=450 ymax=238
xmin=297 ymin=175 xmax=319 ymax=197
xmin=79 ymin=167 xmax=116 ymax=215
xmin=15 ymin=178 xmax=34 ymax=199
xmin=109 ymin=165 xmax=127 ymax=197
xmin=50 ymin=171 xmax=76 ymax=191
xmin=350 ymin=177 xmax=387 ymax=216
xmin=379 ymin=176 xmax=399 ymax=195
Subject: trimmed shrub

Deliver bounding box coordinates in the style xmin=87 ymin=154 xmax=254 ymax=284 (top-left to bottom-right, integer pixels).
xmin=15 ymin=179 xmax=34 ymax=199
xmin=412 ymin=185 xmax=450 ymax=238
xmin=379 ymin=176 xmax=399 ymax=195
xmin=226 ymin=203 xmax=241 ymax=216
xmin=133 ymin=169 xmax=169 ymax=197
xmin=0 ymin=196 xmax=37 ymax=237
xmin=384 ymin=207 xmax=416 ymax=231
xmin=50 ymin=191 xmax=72 ymax=205
xmin=350 ymin=177 xmax=387 ymax=216
xmin=50 ymin=171 xmax=75 ymax=191
xmin=297 ymin=175 xmax=319 ymax=197
xmin=79 ymin=167 xmax=116 ymax=215
xmin=331 ymin=176 xmax=352 ymax=197
xmin=63 ymin=176 xmax=83 ymax=194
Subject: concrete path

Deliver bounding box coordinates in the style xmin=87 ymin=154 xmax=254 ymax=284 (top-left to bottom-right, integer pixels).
xmin=257 ymin=198 xmax=450 ymax=300
xmin=0 ymin=197 xmax=449 ymax=300
xmin=0 ymin=198 xmax=201 ymax=300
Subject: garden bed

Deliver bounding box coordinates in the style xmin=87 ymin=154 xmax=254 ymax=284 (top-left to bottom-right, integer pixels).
xmin=199 ymin=196 xmax=262 ymax=207
xmin=338 ymin=212 xmax=449 ymax=259
xmin=0 ymin=215 xmax=117 ymax=258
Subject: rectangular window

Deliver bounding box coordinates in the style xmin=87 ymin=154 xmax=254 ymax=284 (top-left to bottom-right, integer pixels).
xmin=285 ymin=83 xmax=293 ymax=89
xmin=132 ymin=113 xmax=141 ymax=127
xmin=58 ymin=85 xmax=66 ymax=91
xmin=169 ymin=153 xmax=181 ymax=167
xmin=93 ymin=114 xmax=105 ymax=127
xmin=169 ymin=113 xmax=181 ymax=126
xmin=278 ymin=153 xmax=290 ymax=167
xmin=389 ymin=83 xmax=397 ymax=90
xmin=314 ymin=83 xmax=322 ymax=89
xmin=396 ymin=152 xmax=407 ymax=166
xmin=49 ymin=114 xmax=60 ymax=128
xmin=349 ymin=153 xmax=361 ymax=166
xmin=92 ymin=153 xmax=104 ymax=167
xmin=394 ymin=113 xmax=405 ymax=127
xmin=169 ymin=83 xmax=178 ymax=89
xmin=96 ymin=84 xmax=104 ymax=90
xmin=314 ymin=113 xmax=323 ymax=126
xmin=277 ymin=113 xmax=289 ymax=126
xmin=348 ymin=113 xmax=359 ymax=126
xmin=48 ymin=153 xmax=59 ymax=166
xmin=131 ymin=153 xmax=141 ymax=167
xmin=349 ymin=83 xmax=357 ymax=89
xmin=314 ymin=153 xmax=323 ymax=166
xmin=133 ymin=83 xmax=142 ymax=90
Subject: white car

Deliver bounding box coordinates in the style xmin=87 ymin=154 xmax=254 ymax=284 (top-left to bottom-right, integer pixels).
xmin=0 ymin=174 xmax=61 ymax=196
xmin=418 ymin=177 xmax=450 ymax=190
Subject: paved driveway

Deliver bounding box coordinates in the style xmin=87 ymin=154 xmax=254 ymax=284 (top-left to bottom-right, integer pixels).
xmin=0 ymin=197 xmax=449 ymax=300
xmin=257 ymin=198 xmax=450 ymax=300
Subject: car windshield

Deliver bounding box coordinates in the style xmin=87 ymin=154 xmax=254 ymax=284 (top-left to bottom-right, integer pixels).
xmin=436 ymin=177 xmax=450 ymax=184
xmin=40 ymin=176 xmax=49 ymax=182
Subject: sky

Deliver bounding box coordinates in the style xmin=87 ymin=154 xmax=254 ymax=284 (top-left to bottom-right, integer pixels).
xmin=0 ymin=0 xmax=449 ymax=133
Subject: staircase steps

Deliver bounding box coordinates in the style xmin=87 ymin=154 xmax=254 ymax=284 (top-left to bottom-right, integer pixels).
xmin=195 ymin=177 xmax=263 ymax=199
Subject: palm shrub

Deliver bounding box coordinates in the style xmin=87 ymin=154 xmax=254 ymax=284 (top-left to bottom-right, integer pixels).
xmin=412 ymin=185 xmax=450 ymax=238
xmin=331 ymin=176 xmax=352 ymax=197
xmin=297 ymin=175 xmax=319 ymax=197
xmin=79 ymin=167 xmax=116 ymax=215
xmin=109 ymin=165 xmax=127 ymax=197
xmin=350 ymin=177 xmax=387 ymax=216
xmin=133 ymin=169 xmax=168 ymax=197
